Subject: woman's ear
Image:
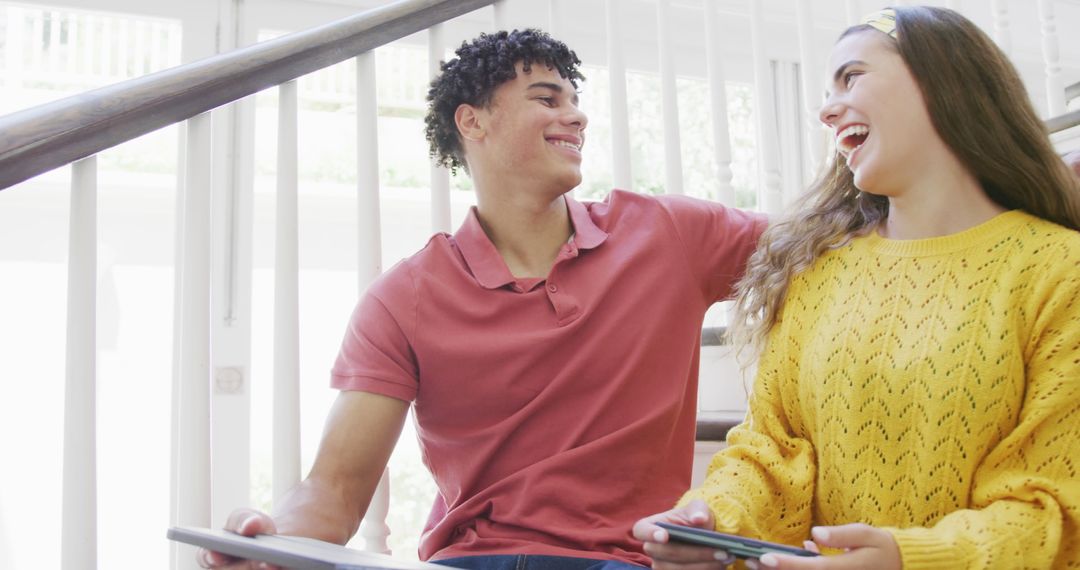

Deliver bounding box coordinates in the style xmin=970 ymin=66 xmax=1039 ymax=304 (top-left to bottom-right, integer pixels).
xmin=455 ymin=104 xmax=485 ymax=142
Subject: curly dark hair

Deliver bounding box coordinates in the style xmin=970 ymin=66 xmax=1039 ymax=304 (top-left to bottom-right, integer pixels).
xmin=424 ymin=28 xmax=584 ymax=174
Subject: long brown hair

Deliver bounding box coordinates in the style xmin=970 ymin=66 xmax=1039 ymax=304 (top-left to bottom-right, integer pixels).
xmin=729 ymin=5 xmax=1080 ymax=353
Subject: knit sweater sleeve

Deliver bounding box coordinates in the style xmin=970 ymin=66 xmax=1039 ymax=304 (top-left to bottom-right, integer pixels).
xmin=680 ymin=321 xmax=818 ymax=546
xmin=887 ymin=257 xmax=1080 ymax=569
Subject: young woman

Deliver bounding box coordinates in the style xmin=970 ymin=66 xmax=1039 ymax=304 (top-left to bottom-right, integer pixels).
xmin=635 ymin=6 xmax=1080 ymax=570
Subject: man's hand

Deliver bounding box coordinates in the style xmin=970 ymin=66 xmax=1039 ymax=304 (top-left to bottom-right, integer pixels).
xmin=632 ymin=500 xmax=736 ymax=570
xmin=745 ymin=524 xmax=901 ymax=570
xmin=197 ymin=509 xmax=280 ymax=569
xmin=196 ymin=392 xmax=408 ymax=568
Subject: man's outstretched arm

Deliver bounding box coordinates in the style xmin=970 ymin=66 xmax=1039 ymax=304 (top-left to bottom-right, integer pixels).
xmin=200 ymin=390 xmax=409 ymax=569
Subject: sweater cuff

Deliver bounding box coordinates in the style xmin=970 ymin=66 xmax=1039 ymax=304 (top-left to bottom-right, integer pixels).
xmin=677 ymin=490 xmax=743 ymax=532
xmin=887 ymin=527 xmax=962 ymax=569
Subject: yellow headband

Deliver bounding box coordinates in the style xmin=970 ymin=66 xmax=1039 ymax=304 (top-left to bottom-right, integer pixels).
xmin=862 ymin=8 xmax=898 ymax=38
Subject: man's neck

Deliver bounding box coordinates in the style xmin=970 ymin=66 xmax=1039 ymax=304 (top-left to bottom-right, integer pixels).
xmin=475 ymin=191 xmax=573 ymax=279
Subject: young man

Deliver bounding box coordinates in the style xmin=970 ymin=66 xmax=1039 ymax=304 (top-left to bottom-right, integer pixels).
xmin=202 ymin=29 xmax=765 ymax=570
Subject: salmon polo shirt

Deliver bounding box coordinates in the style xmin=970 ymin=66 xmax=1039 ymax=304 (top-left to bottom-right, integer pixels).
xmin=331 ymin=190 xmax=766 ymax=566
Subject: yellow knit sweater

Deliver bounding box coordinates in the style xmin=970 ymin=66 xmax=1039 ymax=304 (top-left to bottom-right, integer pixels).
xmin=686 ymin=210 xmax=1080 ymax=569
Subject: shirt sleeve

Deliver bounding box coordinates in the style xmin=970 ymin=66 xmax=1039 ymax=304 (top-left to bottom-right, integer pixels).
xmin=885 ymin=253 xmax=1080 ymax=569
xmin=654 ymin=195 xmax=768 ymax=303
xmin=679 ymin=317 xmax=818 ymax=546
xmin=330 ymin=269 xmax=419 ymax=402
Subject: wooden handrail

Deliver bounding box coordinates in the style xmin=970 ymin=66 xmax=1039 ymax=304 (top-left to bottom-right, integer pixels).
xmin=0 ymin=0 xmax=496 ymax=192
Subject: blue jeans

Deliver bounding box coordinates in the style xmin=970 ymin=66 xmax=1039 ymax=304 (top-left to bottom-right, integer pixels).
xmin=434 ymin=555 xmax=648 ymax=570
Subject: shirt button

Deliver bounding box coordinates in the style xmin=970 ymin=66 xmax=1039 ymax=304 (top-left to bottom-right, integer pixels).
xmin=548 ymin=283 xmax=558 ymax=293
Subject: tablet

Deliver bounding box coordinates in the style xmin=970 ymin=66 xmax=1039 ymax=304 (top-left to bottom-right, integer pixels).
xmin=167 ymin=526 xmax=449 ymax=570
xmin=655 ymin=522 xmax=818 ymax=559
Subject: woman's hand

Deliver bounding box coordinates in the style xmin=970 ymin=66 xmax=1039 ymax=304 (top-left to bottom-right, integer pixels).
xmin=632 ymin=499 xmax=737 ymax=570
xmin=745 ymin=524 xmax=901 ymax=570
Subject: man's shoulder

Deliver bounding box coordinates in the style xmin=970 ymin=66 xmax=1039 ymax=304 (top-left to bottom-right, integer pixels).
xmin=588 ymin=188 xmax=694 ymax=210
xmin=583 ymin=189 xmax=703 ymax=220
xmin=590 ymin=189 xmax=760 ymax=218
xmin=585 ymin=189 xmax=766 ymax=235
xmin=369 ymin=233 xmax=457 ymax=298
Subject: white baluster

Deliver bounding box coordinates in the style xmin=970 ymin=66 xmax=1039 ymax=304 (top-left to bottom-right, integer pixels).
xmin=117 ymin=18 xmax=129 ymax=79
xmin=84 ymin=14 xmax=97 ymax=80
xmin=774 ymin=63 xmax=804 ymax=205
xmin=169 ymin=26 xmax=182 ymax=68
xmin=174 ymin=112 xmax=214 ymax=570
xmin=493 ymin=0 xmax=508 ymax=30
xmin=101 ymin=16 xmax=114 ymax=79
xmin=750 ymin=0 xmax=784 ymax=214
xmin=548 ymin=0 xmax=563 ymax=38
xmin=66 ymin=13 xmax=79 ymax=76
xmin=605 ymin=0 xmax=633 ymax=190
xmin=209 ymin=115 xmax=254 ymax=530
xmin=273 ymin=81 xmax=301 ymax=501
xmin=357 ymin=52 xmax=383 ymax=289
xmin=6 ymin=7 xmax=25 ymax=91
xmin=209 ymin=0 xmax=253 ymax=531
xmin=150 ymin=22 xmax=164 ymax=72
xmin=703 ymin=0 xmax=735 ymax=205
xmin=795 ymin=0 xmax=825 ymax=171
xmin=48 ymin=10 xmax=61 ymax=72
xmin=355 ymin=50 xmax=391 ymax=554
xmin=29 ymin=10 xmax=43 ymax=77
xmin=134 ymin=20 xmax=147 ymax=76
xmin=359 ymin=469 xmax=392 ymax=554
xmin=62 ymin=156 xmax=98 ymax=570
xmin=656 ymin=0 xmax=684 ymax=195
xmin=845 ymin=0 xmax=861 ymax=27
xmin=429 ymin=24 xmax=452 ymax=233
xmin=169 ymin=102 xmax=187 ymax=570
xmin=1038 ymin=0 xmax=1066 ymax=117
xmin=991 ymin=0 xmax=1011 ymax=56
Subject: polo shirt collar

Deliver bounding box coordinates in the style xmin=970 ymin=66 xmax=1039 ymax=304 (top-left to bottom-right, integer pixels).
xmin=454 ymin=195 xmax=609 ymax=290
xmin=565 ymin=195 xmax=608 ymax=250
xmin=455 ymin=207 xmax=515 ymax=289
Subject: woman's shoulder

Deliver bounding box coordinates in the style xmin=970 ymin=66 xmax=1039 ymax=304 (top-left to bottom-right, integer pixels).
xmin=1012 ymin=210 xmax=1080 ymax=240
xmin=1011 ymin=210 xmax=1080 ymax=262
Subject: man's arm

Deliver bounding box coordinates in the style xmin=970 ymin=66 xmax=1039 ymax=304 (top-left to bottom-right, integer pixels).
xmin=201 ymin=390 xmax=409 ymax=568
xmin=275 ymin=390 xmax=409 ymax=541
xmin=653 ymin=195 xmax=768 ymax=303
